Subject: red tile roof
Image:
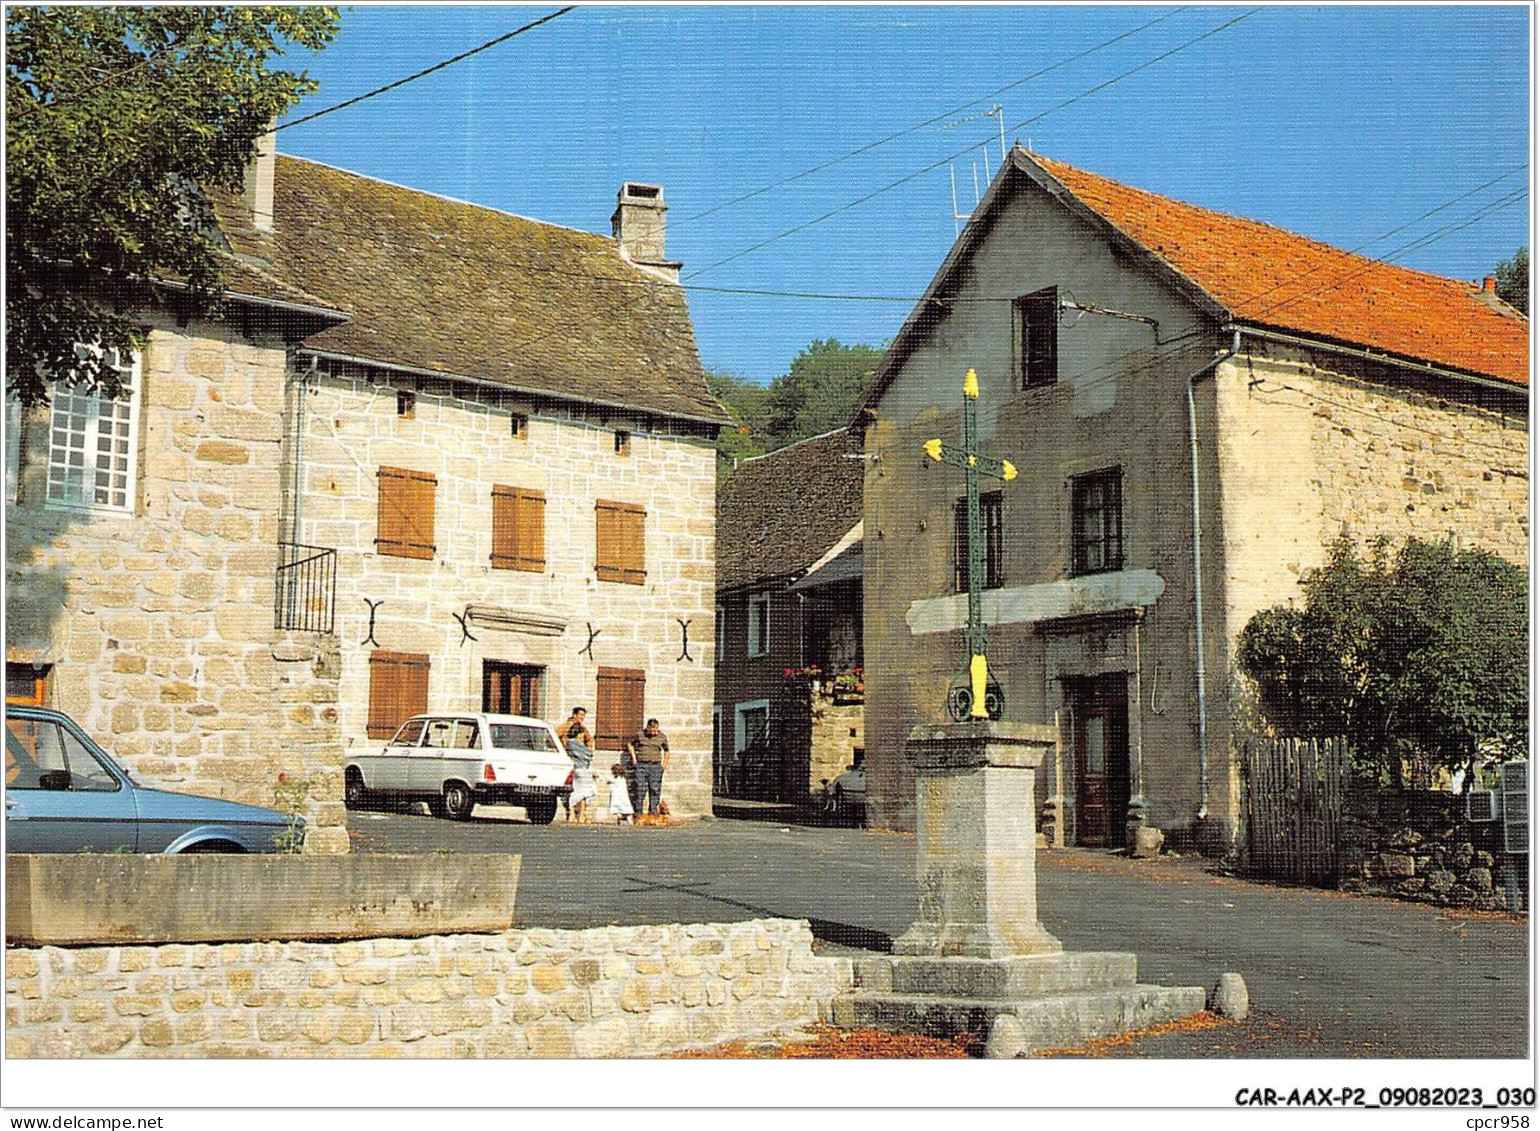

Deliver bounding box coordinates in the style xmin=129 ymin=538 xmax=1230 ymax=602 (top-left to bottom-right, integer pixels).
xmin=1033 ymin=154 xmax=1529 ymax=388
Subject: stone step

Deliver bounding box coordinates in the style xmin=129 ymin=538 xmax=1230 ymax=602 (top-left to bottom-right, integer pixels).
xmin=833 ymin=983 xmax=1207 ymax=1051
xmin=876 ymin=952 xmax=1139 ymax=999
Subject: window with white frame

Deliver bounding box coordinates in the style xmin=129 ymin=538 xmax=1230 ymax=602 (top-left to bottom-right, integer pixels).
xmin=734 ymin=700 xmax=771 ymax=752
xmin=45 ymin=348 xmax=139 ymax=513
xmin=747 ymin=592 xmax=771 ymax=658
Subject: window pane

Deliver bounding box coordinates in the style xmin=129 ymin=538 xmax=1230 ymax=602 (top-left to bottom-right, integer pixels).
xmin=5 ymin=718 xmax=67 ymax=789
xmin=1085 ymin=716 xmax=1106 ymax=774
xmin=391 ymin=718 xmax=426 ymax=746
xmin=60 ymin=728 xmax=120 ymax=791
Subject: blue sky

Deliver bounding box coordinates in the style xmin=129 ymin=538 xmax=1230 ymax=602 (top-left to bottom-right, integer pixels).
xmin=275 ymin=5 xmax=1530 ymax=385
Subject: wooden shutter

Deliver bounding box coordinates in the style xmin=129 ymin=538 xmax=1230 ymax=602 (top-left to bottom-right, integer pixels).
xmin=368 ymin=651 xmax=430 ymax=739
xmin=377 ymin=467 xmax=436 ymax=559
xmin=492 ymin=486 xmax=546 ymax=571
xmin=595 ymin=500 xmax=646 ymax=584
xmin=594 ymin=667 xmax=645 ymax=751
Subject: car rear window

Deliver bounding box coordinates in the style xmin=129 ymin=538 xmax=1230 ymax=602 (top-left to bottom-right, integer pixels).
xmin=490 ymin=724 xmax=559 ymax=754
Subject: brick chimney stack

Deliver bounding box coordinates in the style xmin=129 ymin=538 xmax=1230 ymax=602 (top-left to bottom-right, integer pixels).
xmin=1483 ymin=275 xmax=1498 ymax=294
xmin=612 ymin=182 xmax=681 ymax=281
xmin=241 ymin=127 xmax=277 ymax=233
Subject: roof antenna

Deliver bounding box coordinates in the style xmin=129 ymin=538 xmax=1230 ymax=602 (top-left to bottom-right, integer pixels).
xmin=986 ymin=105 xmax=1006 ymax=167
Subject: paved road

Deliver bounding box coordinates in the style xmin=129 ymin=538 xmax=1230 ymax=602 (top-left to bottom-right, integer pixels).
xmin=348 ymin=807 xmax=1529 ymax=1058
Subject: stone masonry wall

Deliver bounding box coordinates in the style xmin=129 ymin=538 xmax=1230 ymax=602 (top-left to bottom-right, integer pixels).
xmin=295 ymin=367 xmax=717 ymax=817
xmin=809 ymin=692 xmax=864 ymax=792
xmin=5 ymin=317 xmax=346 ymax=852
xmin=4 ymin=918 xmax=851 ymax=1058
xmin=1338 ymin=785 xmax=1515 ymax=912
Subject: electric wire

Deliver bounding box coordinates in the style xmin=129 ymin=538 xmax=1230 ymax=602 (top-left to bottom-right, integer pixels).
xmin=675 ymin=6 xmax=1190 ymax=227
xmin=274 ymin=6 xmax=577 ymax=133
xmin=682 ymin=8 xmax=1264 ymax=280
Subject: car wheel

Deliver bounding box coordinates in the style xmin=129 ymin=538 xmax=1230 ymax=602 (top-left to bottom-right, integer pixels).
xmin=442 ymin=782 xmax=475 ymax=821
xmin=344 ymin=769 xmax=373 ymax=811
xmin=180 ymin=840 xmax=246 ymax=854
xmin=526 ymin=797 xmax=559 ymax=826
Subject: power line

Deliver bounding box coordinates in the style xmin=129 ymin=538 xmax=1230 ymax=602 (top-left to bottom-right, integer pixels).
xmin=1232 ymin=165 xmax=1528 ymax=311
xmin=675 ymin=6 xmax=1189 ymax=228
xmin=275 ymin=6 xmax=577 ymax=133
xmin=683 ymin=8 xmax=1264 ymax=281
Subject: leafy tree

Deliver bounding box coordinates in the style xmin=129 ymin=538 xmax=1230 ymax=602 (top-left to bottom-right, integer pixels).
xmin=1494 ymin=247 xmax=1528 ymax=314
xmin=1237 ymin=537 xmax=1528 ymax=786
xmin=707 ymin=370 xmax=769 ymax=475
xmin=6 ymin=6 xmax=339 ymax=406
xmin=763 ymin=339 xmax=884 ymax=449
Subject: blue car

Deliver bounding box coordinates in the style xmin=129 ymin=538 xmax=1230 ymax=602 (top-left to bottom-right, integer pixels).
xmin=4 ymin=705 xmax=302 ymax=853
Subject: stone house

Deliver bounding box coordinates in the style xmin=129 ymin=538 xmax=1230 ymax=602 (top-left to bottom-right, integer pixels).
xmin=856 ymin=146 xmax=1528 ymax=849
xmin=714 ymin=428 xmax=864 ymax=802
xmin=5 ymin=138 xmax=725 ymax=843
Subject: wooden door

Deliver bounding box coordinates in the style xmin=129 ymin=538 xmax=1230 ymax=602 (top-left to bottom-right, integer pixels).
xmin=482 ymin=662 xmax=541 ymax=717
xmin=1071 ymin=675 xmax=1130 ymax=847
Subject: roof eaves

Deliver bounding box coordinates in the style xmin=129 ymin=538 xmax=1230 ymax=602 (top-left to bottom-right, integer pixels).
xmin=297 ymin=346 xmax=731 ymax=427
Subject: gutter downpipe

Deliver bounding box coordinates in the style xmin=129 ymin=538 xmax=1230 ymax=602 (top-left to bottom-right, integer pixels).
xmin=1185 ymin=327 xmax=1241 ymax=824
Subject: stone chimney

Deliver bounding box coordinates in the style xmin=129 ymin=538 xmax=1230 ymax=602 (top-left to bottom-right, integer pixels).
xmin=611 ymin=182 xmax=680 ymax=281
xmin=241 ymin=127 xmax=277 ymax=234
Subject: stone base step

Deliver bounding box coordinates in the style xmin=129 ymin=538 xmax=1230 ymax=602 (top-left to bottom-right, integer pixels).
xmin=833 ymin=984 xmax=1207 ymax=1051
xmin=856 ymin=951 xmax=1140 ymax=999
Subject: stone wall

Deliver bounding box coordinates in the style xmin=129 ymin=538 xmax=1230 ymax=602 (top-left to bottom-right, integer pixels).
xmin=1338 ymin=785 xmax=1516 ymax=911
xmin=295 ymin=365 xmax=718 ymax=817
xmin=5 ymin=316 xmax=347 ymax=852
xmin=4 ymin=918 xmax=851 ymax=1058
xmin=809 ymin=692 xmax=863 ymax=791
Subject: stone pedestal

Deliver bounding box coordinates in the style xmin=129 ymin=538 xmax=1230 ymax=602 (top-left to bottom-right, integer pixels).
xmin=893 ymin=720 xmax=1061 ymax=958
xmin=834 ymin=719 xmax=1211 ymax=1053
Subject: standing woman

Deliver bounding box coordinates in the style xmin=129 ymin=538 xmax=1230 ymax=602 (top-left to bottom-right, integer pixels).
xmin=561 ymin=706 xmax=597 ymax=824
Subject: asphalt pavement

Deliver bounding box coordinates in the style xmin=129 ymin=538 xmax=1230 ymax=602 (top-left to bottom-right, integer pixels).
xmin=346 ymin=805 xmax=1530 ymax=1058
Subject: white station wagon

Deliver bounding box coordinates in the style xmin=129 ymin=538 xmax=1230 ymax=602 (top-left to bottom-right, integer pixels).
xmin=344 ymin=713 xmax=574 ymax=824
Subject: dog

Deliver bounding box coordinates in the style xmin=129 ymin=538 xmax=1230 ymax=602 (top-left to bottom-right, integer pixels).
xmin=634 ymin=803 xmax=671 ymax=828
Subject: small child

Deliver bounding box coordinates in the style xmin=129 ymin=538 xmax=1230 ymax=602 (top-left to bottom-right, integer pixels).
xmin=608 ymin=763 xmax=635 ymax=824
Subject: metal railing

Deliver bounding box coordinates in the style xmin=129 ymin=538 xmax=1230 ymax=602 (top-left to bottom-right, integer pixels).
xmin=275 ymin=542 xmax=337 ymax=634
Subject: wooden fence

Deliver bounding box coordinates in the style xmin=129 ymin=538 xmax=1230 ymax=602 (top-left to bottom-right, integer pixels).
xmin=1240 ymin=736 xmax=1349 ymax=885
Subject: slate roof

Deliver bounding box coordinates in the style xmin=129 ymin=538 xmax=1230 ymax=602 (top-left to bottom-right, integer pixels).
xmin=212 ymin=156 xmax=724 ymax=423
xmin=717 ymin=428 xmax=865 ymax=592
xmin=1033 ymin=153 xmax=1529 ymax=388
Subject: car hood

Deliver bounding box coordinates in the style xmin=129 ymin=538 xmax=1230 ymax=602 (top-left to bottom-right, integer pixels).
xmin=133 ymin=787 xmax=295 ymax=827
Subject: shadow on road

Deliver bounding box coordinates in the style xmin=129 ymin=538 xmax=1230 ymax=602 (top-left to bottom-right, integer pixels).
xmin=712 ymin=795 xmax=865 ymax=830
xmin=622 ymin=873 xmax=893 ymax=952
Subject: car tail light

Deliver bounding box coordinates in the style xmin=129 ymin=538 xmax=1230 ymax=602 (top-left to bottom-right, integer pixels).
xmin=484 ymin=763 xmax=496 ymax=782
xmin=565 ymin=770 xmax=574 ymax=787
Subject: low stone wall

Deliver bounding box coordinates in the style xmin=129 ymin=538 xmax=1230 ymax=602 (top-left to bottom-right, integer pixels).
xmin=7 ymin=854 xmax=519 ymax=946
xmin=1338 ymin=785 xmax=1514 ymax=911
xmin=4 ymin=918 xmax=851 ymax=1058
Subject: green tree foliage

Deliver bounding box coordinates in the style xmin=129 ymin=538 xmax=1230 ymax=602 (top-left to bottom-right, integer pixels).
xmin=707 ymin=370 xmax=769 ymax=473
xmin=1236 ymin=537 xmax=1528 ymax=785
xmin=6 ymin=6 xmax=339 ymax=405
xmin=764 ymin=339 xmax=884 ymax=447
xmin=1494 ymin=246 xmax=1528 ymax=314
